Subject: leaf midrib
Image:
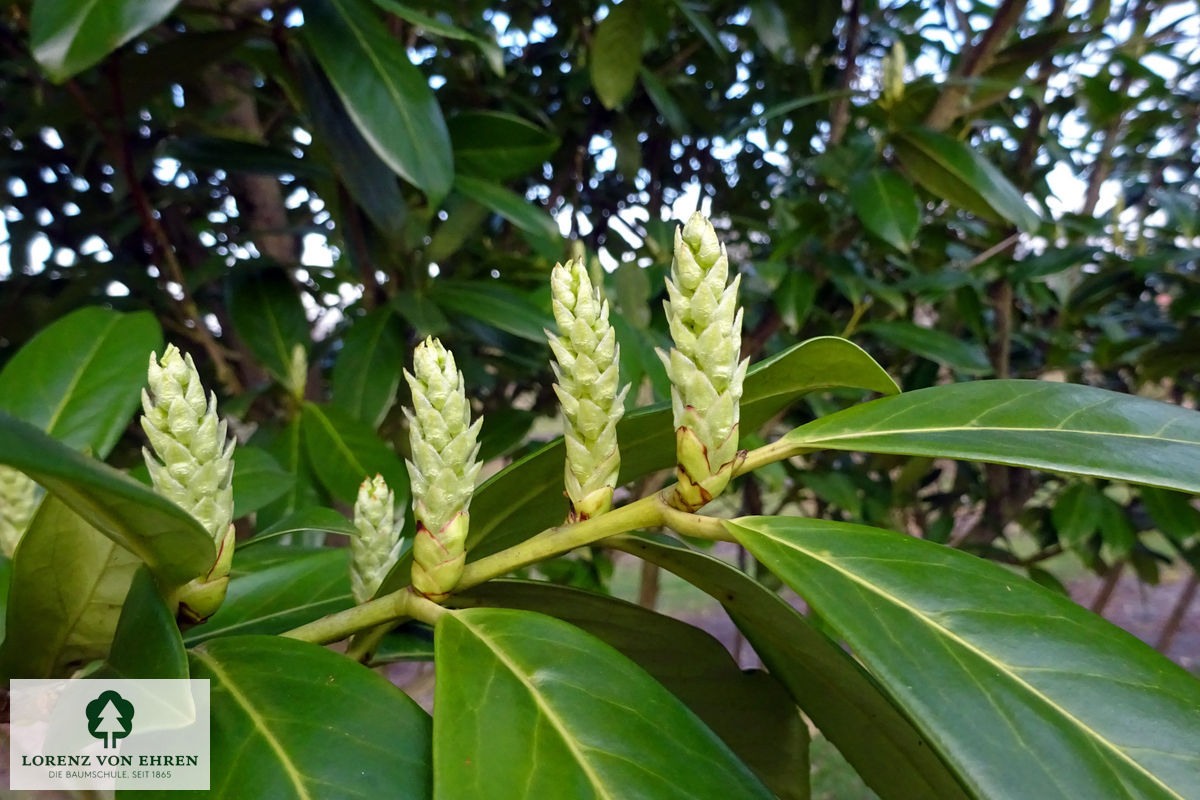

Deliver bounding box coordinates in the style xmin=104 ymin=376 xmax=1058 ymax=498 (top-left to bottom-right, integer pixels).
xmin=192 ymin=648 xmax=314 ymax=800
xmin=457 ymin=614 xmax=617 ymax=800
xmin=748 ymin=526 xmax=1188 ymax=800
xmin=795 ymin=423 xmax=1197 ymax=447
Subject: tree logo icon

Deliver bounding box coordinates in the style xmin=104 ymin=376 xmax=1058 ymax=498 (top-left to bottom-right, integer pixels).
xmin=85 ymin=690 xmax=135 ymax=749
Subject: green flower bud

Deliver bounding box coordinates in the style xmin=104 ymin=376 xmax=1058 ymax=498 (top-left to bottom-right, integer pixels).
xmin=404 ymin=338 xmax=482 ymax=600
xmin=883 ymin=40 xmax=907 ymax=106
xmin=547 ymin=259 xmax=629 ymax=521
xmin=351 ymin=474 xmax=404 ymax=604
xmin=657 ymin=213 xmax=748 ymax=511
xmin=141 ymin=344 xmax=236 ymax=622
xmin=0 ymin=465 xmax=36 ymax=558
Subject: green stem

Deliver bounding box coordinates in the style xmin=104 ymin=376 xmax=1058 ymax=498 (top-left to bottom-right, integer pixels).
xmin=283 ymin=587 xmax=442 ymax=644
xmin=657 ymin=496 xmax=734 ymax=541
xmin=282 ymin=437 xmax=806 ymax=645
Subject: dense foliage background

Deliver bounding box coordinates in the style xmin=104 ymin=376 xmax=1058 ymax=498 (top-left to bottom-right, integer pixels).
xmin=2 ymin=0 xmax=1199 ymax=650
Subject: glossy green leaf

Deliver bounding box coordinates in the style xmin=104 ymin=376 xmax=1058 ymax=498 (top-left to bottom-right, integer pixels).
xmin=434 ymin=607 xmax=773 ymax=799
xmin=860 ymin=321 xmax=991 ymax=374
xmin=300 ymin=402 xmax=409 ymax=506
xmin=102 ymin=567 xmax=188 ymax=680
xmin=591 ymin=0 xmax=644 ymax=109
xmin=160 ymin=136 xmax=325 ymax=178
xmin=185 ymin=548 xmax=351 ymax=645
xmin=31 ymin=0 xmax=181 ymax=82
xmin=893 ymin=128 xmax=1041 ymax=231
xmin=190 ymin=636 xmax=431 ymax=798
xmin=375 ymin=336 xmax=897 ymax=596
xmin=449 ymin=111 xmax=559 ymax=180
xmin=453 ymin=175 xmax=562 ymax=258
xmin=255 ymin=420 xmax=322 ymax=531
xmin=452 ymin=580 xmax=809 ymax=799
xmin=0 ymin=307 xmax=161 ymax=458
xmin=1 ymin=494 xmax=140 ymax=678
xmin=729 ymin=515 xmax=1200 ymax=800
xmin=431 ymin=280 xmax=554 ymax=344
xmin=1053 ymin=482 xmax=1103 ymax=548
xmin=0 ymin=412 xmax=214 ymax=585
xmin=612 ymin=533 xmax=970 ymax=800
xmin=369 ymin=0 xmax=504 ymax=75
xmin=1096 ymin=494 xmax=1136 ymax=557
xmin=1140 ymin=487 xmax=1200 ymax=543
xmin=231 ymin=446 xmax=293 ymax=520
xmin=785 ymin=379 xmax=1200 ymax=493
xmin=301 ymin=0 xmax=453 ymax=202
xmin=245 ymin=507 xmax=357 ymax=548
xmin=227 ymin=268 xmax=311 ymax=383
xmin=331 ymin=307 xmax=404 ymax=428
xmin=371 ymin=621 xmax=435 ymax=664
xmin=848 ymin=169 xmax=920 ymax=253
xmin=297 ymin=51 xmax=407 ymax=238
xmin=639 ymin=68 xmax=689 ymax=133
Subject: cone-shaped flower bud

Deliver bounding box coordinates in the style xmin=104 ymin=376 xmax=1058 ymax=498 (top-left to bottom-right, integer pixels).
xmin=657 ymin=213 xmax=748 ymax=511
xmin=0 ymin=466 xmax=36 ymax=558
xmin=351 ymin=474 xmax=404 ymax=604
xmin=405 ymin=338 xmax=482 ymax=600
xmin=141 ymin=344 xmax=236 ymax=622
xmin=547 ymin=260 xmax=629 ymax=521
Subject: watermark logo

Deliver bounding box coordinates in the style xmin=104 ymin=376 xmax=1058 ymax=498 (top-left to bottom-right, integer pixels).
xmin=85 ymin=690 xmax=135 ymax=749
xmin=10 ymin=679 xmax=209 ymax=791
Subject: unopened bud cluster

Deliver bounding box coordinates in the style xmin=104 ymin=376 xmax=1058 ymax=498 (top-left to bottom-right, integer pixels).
xmin=351 ymin=475 xmax=403 ymax=604
xmin=547 ymin=260 xmax=628 ymax=521
xmin=658 ymin=213 xmax=748 ymax=510
xmin=141 ymin=344 xmax=236 ymax=622
xmin=405 ymin=338 xmax=482 ymax=600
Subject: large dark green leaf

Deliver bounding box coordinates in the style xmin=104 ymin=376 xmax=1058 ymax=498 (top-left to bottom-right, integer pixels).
xmin=375 ymin=336 xmax=897 ymax=596
xmin=227 ymin=268 xmax=311 ymax=384
xmin=231 ymin=446 xmax=293 ymax=520
xmin=185 ymin=548 xmax=352 ymax=646
xmin=0 ymin=412 xmax=214 ymax=585
xmin=331 ymin=307 xmax=404 ymax=428
xmin=1140 ymin=487 xmax=1200 ymax=543
xmin=255 ymin=420 xmax=322 ymax=531
xmin=591 ymin=0 xmax=644 ymax=109
xmin=1 ymin=494 xmax=140 ymax=678
xmin=729 ymin=516 xmax=1200 ymax=800
xmin=299 ymin=402 xmax=409 ymax=506
xmin=190 ymin=636 xmax=431 ymax=798
xmin=449 ymin=111 xmax=559 ymax=180
xmin=0 ymin=307 xmax=161 ymax=458
xmin=848 ymin=169 xmax=921 ymax=253
xmin=31 ymin=0 xmax=181 ymax=82
xmin=244 ymin=507 xmax=357 ymax=548
xmin=452 ymin=175 xmax=562 ymax=259
xmin=368 ymin=0 xmax=504 ymax=75
xmin=296 ymin=50 xmax=407 ymax=239
xmin=160 ymin=136 xmax=325 ymax=178
xmin=893 ymin=128 xmax=1040 ymax=231
xmin=452 ymin=580 xmax=808 ymax=799
xmin=301 ymin=0 xmax=453 ymax=202
xmin=611 ymin=533 xmax=970 ymax=800
xmin=434 ymin=607 xmax=773 ymax=799
xmin=785 ymin=379 xmax=1200 ymax=493
xmin=102 ymin=567 xmax=189 ymax=680
xmin=431 ymin=280 xmax=554 ymax=344
xmin=860 ymin=321 xmax=991 ymax=374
